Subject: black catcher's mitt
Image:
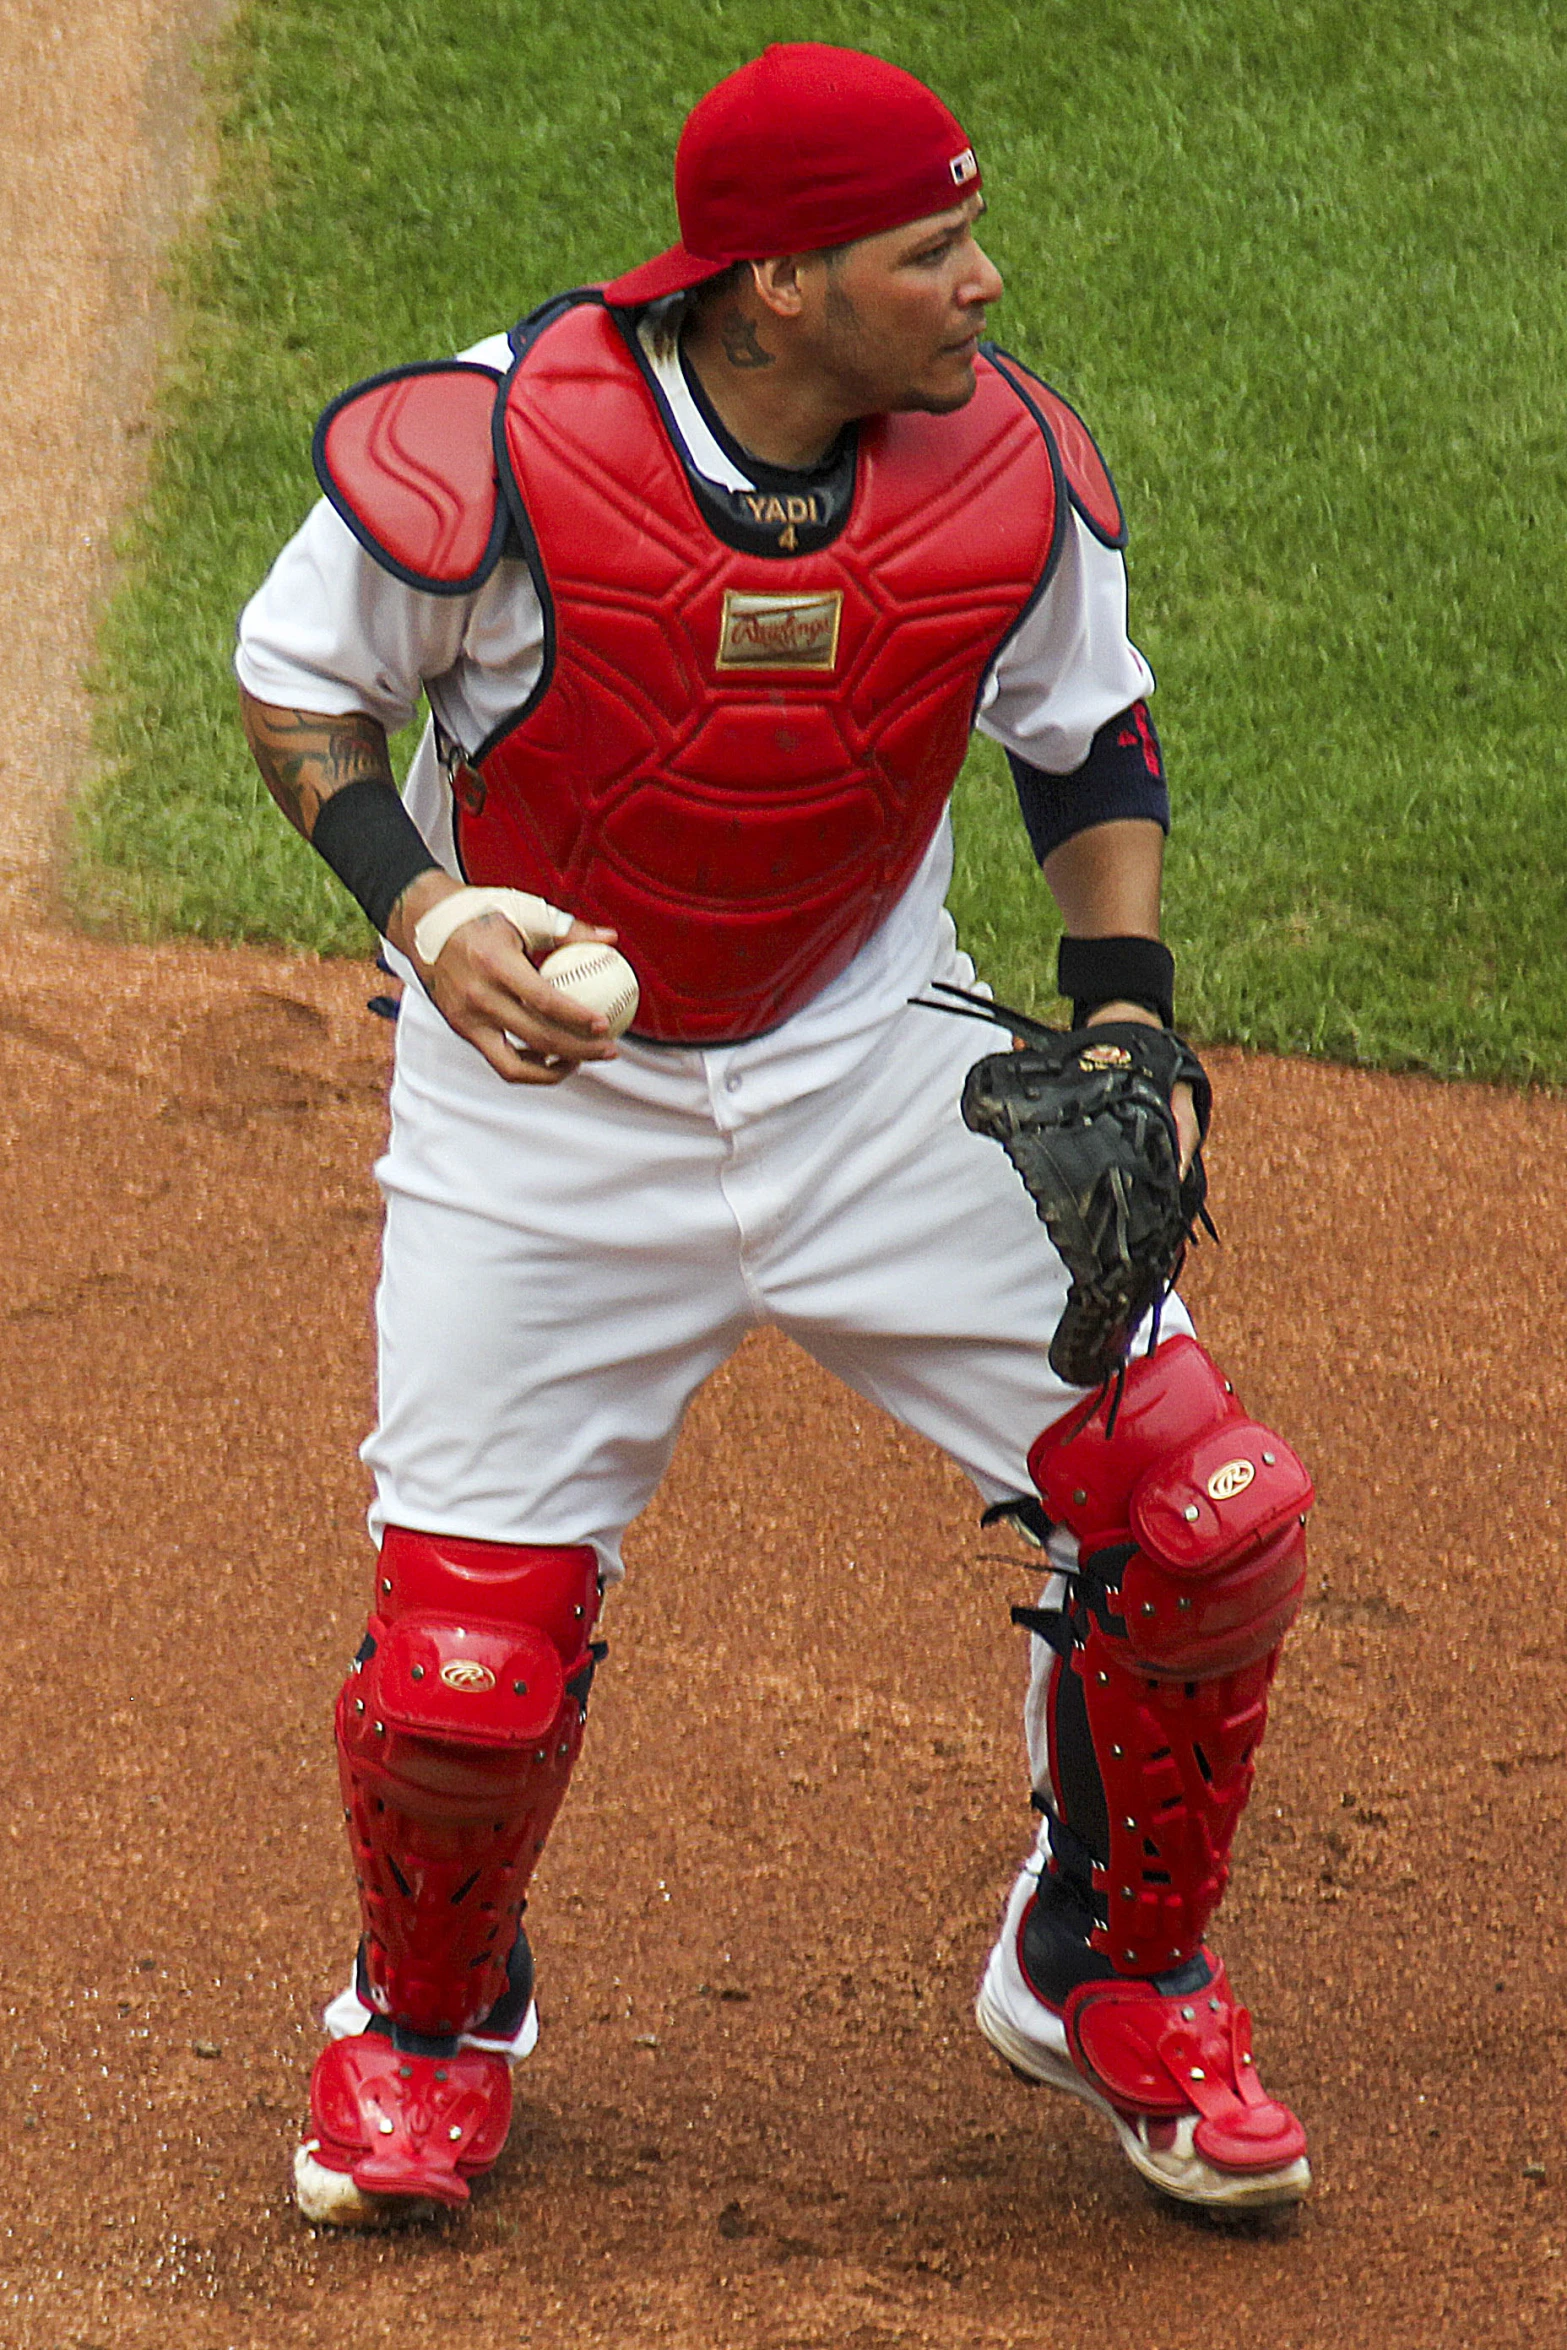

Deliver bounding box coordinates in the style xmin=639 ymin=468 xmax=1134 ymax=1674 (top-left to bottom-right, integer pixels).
xmin=929 ymin=986 xmax=1212 ymax=1389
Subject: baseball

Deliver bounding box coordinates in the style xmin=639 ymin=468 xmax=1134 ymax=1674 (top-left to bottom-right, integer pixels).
xmin=538 ymin=942 xmax=640 ymax=1038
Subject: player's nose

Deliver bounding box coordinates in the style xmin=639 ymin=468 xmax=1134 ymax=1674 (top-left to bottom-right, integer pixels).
xmin=971 ymin=242 xmax=1004 ymax=304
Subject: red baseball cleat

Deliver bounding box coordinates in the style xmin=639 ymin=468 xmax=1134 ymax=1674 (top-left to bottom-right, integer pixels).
xmin=976 ymin=1840 xmax=1309 ymax=2211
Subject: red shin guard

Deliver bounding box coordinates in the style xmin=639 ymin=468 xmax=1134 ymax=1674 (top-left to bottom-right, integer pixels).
xmin=336 ymin=1527 xmax=601 ymax=2038
xmin=1030 ymin=1337 xmax=1311 ymax=1976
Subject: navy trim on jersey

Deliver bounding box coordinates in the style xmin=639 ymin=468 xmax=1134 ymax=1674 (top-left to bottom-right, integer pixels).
xmin=605 ymin=305 xmax=860 ymax=559
xmin=311 ymin=360 xmax=513 ymax=597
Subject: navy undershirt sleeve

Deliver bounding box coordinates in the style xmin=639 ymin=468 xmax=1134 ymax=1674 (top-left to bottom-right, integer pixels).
xmin=1007 ymin=700 xmax=1170 ymax=864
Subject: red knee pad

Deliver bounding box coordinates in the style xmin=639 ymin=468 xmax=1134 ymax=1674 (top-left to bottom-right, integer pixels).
xmin=1030 ymin=1335 xmax=1311 ymax=1678
xmin=337 ymin=1528 xmax=601 ymax=2039
xmin=1029 ymin=1337 xmax=1312 ymax=1975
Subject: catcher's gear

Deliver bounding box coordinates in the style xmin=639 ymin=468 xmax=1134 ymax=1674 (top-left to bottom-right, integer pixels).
xmin=305 ymin=1530 xmax=603 ymax=2221
xmin=315 ymin=295 xmax=1067 ymax=1042
xmin=976 ymin=1836 xmax=1309 ymax=2207
xmin=944 ymin=987 xmax=1211 ymax=1388
xmin=337 ymin=1528 xmax=603 ymax=2038
xmin=299 ymin=2038 xmax=513 ymax=2220
xmin=1025 ymin=1335 xmax=1311 ymax=1976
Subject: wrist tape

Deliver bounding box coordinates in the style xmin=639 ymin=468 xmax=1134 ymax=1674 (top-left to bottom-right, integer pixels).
xmin=411 ymin=887 xmax=575 ymax=968
xmin=310 ymin=779 xmax=440 ymax=936
xmin=1057 ymin=933 xmax=1176 ymax=1029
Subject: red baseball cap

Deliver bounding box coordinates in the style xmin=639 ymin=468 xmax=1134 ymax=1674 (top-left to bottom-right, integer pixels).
xmin=601 ymin=44 xmax=981 ymax=307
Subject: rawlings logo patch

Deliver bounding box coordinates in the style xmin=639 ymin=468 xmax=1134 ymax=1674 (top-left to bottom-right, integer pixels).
xmin=1206 ymin=1459 xmax=1256 ymax=1503
xmin=716 ymin=589 xmax=842 ymax=672
xmin=1077 ymin=1043 xmax=1134 ymax=1071
xmin=440 ymin=1659 xmax=497 ymax=1694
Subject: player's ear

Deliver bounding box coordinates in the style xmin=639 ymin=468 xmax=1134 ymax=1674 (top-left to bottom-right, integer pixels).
xmin=749 ymin=254 xmax=807 ymax=319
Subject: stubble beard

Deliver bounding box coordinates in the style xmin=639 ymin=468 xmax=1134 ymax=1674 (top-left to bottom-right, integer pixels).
xmin=889 ymin=370 xmax=979 ymax=416
xmin=820 ymin=275 xmax=978 ymax=420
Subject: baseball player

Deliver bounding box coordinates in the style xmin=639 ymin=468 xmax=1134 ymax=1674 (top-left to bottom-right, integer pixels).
xmin=235 ymin=43 xmax=1313 ymax=2227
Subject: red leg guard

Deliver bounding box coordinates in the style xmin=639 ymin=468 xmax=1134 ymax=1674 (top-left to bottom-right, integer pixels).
xmin=1029 ymin=1336 xmax=1312 ymax=1977
xmin=336 ymin=1528 xmax=602 ymax=2039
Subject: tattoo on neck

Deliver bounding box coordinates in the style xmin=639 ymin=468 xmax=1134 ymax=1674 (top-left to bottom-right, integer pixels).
xmin=720 ymin=309 xmax=775 ymax=370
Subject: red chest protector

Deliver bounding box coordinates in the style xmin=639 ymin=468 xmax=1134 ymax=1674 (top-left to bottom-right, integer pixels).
xmin=316 ymin=295 xmax=1123 ymax=1042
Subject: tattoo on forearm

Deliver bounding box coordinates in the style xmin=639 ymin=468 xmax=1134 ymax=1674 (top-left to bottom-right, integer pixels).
xmin=242 ymin=700 xmax=393 ymax=837
xmin=719 ymin=309 xmax=775 ymax=370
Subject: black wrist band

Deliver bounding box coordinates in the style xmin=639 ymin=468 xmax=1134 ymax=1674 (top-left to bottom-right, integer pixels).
xmin=1057 ymin=933 xmax=1176 ymax=1029
xmin=310 ymin=779 xmax=441 ymax=936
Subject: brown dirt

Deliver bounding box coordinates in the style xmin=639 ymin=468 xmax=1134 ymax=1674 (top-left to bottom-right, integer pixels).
xmin=4 ymin=9 xmax=1565 ymax=2347
xmin=2 ymin=931 xmax=1565 ymax=2350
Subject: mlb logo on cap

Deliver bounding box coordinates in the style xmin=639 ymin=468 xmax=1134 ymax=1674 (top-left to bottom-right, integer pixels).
xmin=949 ymin=147 xmax=978 ymax=186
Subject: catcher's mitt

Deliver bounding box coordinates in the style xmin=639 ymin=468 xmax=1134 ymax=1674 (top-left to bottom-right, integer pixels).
xmin=930 ymin=986 xmax=1212 ymax=1388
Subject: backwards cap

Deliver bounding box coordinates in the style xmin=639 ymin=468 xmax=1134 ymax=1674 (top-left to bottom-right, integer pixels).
xmin=601 ymin=44 xmax=981 ymax=307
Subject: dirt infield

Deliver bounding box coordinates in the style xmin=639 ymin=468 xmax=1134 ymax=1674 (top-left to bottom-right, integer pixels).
xmin=4 ymin=8 xmax=1566 ymax=2345
xmin=1 ymin=926 xmax=1564 ymax=2350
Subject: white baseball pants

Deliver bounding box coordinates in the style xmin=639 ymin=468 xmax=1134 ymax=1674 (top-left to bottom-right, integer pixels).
xmin=364 ymin=964 xmax=1193 ymax=1579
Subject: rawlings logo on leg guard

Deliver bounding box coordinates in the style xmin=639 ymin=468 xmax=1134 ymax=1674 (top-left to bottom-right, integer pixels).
xmin=439 ymin=1658 xmax=498 ymax=1694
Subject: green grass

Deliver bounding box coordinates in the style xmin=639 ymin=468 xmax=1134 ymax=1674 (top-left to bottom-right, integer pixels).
xmin=81 ymin=0 xmax=1567 ymax=1080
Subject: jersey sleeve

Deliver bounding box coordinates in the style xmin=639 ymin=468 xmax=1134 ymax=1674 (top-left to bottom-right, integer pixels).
xmin=234 ymin=495 xmax=544 ymax=744
xmin=975 ymin=508 xmax=1154 ymax=774
xmin=235 ymin=498 xmax=462 ymax=731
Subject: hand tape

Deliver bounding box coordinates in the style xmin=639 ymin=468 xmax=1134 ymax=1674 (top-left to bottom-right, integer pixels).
xmin=411 ymin=887 xmax=575 ymax=967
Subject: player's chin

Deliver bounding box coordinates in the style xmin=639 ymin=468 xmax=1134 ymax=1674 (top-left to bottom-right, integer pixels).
xmin=894 ymin=355 xmax=981 ymax=415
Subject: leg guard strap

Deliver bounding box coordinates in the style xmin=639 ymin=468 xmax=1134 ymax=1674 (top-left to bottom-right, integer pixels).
xmin=337 ymin=1527 xmax=601 ymax=2038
